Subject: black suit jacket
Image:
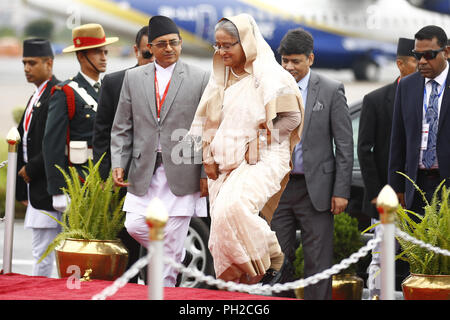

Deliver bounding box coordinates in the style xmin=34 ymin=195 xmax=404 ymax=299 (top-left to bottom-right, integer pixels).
xmin=389 ymin=70 xmax=450 ymax=208
xmin=16 ymin=76 xmax=59 ymax=210
xmin=92 ymin=68 xmax=129 ymax=179
xmin=357 ymin=79 xmax=398 ymax=218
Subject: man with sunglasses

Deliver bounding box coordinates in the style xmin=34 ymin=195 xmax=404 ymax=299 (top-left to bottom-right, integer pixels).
xmin=110 ymin=16 xmax=209 ymax=287
xmin=389 ymin=25 xmax=450 ymax=216
xmin=92 ymin=26 xmax=153 ymax=283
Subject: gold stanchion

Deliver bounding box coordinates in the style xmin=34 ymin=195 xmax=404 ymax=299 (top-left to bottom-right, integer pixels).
xmin=376 ymin=185 xmax=398 ymax=300
xmin=146 ymin=198 xmax=168 ymax=300
xmin=2 ymin=127 xmax=20 ymax=273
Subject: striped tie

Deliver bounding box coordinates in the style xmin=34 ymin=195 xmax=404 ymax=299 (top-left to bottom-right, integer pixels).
xmin=422 ymin=80 xmax=439 ymax=169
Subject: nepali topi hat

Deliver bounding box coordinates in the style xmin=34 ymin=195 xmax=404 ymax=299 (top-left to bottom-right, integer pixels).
xmin=63 ymin=23 xmax=119 ymax=53
xmin=23 ymin=38 xmax=54 ymax=58
xmin=397 ymin=38 xmax=415 ymax=57
xmin=148 ymin=15 xmax=180 ymax=43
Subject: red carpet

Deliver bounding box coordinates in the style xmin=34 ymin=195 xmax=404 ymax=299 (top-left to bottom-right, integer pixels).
xmin=0 ymin=273 xmax=294 ymax=300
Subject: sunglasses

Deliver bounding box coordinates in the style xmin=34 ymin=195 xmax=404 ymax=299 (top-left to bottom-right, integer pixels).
xmin=411 ymin=47 xmax=445 ymax=60
xmin=141 ymin=50 xmax=153 ymax=59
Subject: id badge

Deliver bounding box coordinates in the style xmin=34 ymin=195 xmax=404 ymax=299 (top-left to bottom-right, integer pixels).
xmin=421 ymin=123 xmax=429 ymax=150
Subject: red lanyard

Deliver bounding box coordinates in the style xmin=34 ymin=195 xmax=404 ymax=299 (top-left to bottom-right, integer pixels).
xmin=25 ymin=80 xmax=49 ymax=132
xmin=154 ymin=71 xmax=171 ymax=119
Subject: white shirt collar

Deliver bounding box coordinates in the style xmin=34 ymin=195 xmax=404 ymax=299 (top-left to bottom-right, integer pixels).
xmin=426 ymin=61 xmax=449 ymax=87
xmin=154 ymin=61 xmax=176 ymax=75
xmin=80 ymin=71 xmax=101 ymax=88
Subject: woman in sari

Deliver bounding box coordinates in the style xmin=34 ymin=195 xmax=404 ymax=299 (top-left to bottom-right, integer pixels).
xmin=188 ymin=14 xmax=304 ymax=284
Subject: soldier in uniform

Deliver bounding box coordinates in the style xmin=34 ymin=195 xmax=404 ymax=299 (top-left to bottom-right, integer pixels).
xmin=16 ymin=38 xmax=60 ymax=277
xmin=43 ymin=24 xmax=118 ymax=212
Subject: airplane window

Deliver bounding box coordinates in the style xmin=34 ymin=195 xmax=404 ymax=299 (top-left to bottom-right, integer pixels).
xmin=333 ymin=13 xmax=339 ymax=23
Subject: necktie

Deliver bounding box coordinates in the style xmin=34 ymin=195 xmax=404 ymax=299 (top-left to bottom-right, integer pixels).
xmin=93 ymin=82 xmax=100 ymax=92
xmin=422 ymin=80 xmax=439 ymax=169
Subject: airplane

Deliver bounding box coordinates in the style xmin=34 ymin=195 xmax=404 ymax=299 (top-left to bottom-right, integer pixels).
xmin=23 ymin=0 xmax=450 ymax=81
xmin=407 ymin=0 xmax=450 ymax=14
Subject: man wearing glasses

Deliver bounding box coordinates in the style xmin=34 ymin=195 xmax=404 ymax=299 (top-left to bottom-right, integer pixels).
xmin=111 ymin=15 xmax=209 ymax=287
xmin=93 ymin=26 xmax=153 ymax=283
xmin=389 ymin=25 xmax=450 ymax=216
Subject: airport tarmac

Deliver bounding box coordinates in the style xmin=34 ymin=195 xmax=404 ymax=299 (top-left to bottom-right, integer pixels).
xmin=0 ymin=55 xmax=397 ymax=138
xmin=0 ymin=54 xmax=397 ymax=276
xmin=0 ymin=55 xmax=402 ymax=298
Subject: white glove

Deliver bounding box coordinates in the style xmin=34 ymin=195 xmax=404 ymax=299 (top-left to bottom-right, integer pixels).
xmin=52 ymin=194 xmax=70 ymax=212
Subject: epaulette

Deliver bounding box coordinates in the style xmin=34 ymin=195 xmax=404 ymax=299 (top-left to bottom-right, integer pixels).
xmin=51 ymin=78 xmax=73 ymax=95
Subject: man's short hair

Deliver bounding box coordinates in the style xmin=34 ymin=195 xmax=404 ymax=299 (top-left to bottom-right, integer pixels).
xmin=278 ymin=28 xmax=314 ymax=56
xmin=415 ymin=25 xmax=448 ymax=48
xmin=135 ymin=26 xmax=149 ymax=47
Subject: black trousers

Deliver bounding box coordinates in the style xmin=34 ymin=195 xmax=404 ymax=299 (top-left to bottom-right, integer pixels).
xmin=271 ymin=174 xmax=334 ymax=300
xmin=410 ymin=169 xmax=444 ymax=218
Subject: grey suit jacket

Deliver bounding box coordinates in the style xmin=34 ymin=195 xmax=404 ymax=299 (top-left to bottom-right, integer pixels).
xmin=301 ymin=71 xmax=353 ymax=211
xmin=111 ymin=60 xmax=209 ymax=197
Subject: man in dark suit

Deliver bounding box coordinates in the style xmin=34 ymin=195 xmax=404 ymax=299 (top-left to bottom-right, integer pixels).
xmin=93 ymin=26 xmax=154 ymax=179
xmin=271 ymin=28 xmax=353 ymax=300
xmin=92 ymin=26 xmax=153 ymax=283
xmin=359 ymin=38 xmax=417 ymax=219
xmin=358 ymin=38 xmax=417 ymax=299
xmin=16 ymin=38 xmax=60 ymax=277
xmin=43 ymin=24 xmax=118 ymax=213
xmin=389 ymin=25 xmax=450 ymax=216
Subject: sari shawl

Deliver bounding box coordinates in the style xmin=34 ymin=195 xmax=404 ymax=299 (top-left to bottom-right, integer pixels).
xmin=187 ymin=14 xmax=304 ymax=281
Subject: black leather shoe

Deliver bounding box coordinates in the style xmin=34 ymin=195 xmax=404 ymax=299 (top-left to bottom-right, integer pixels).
xmin=260 ymin=268 xmax=278 ymax=284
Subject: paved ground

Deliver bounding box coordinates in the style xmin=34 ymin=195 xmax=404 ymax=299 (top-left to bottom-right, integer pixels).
xmin=0 ymin=55 xmax=396 ymax=138
xmin=0 ymin=55 xmax=403 ymax=298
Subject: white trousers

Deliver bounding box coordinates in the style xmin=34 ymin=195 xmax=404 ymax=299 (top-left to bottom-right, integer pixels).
xmin=125 ymin=212 xmax=191 ymax=287
xmin=31 ymin=227 xmax=61 ymax=277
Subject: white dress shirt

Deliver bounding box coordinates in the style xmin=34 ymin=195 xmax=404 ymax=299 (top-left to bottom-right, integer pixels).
xmin=123 ymin=61 xmax=206 ymax=218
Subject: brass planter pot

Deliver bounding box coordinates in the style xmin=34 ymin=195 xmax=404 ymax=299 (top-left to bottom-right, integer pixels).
xmin=402 ymin=273 xmax=450 ymax=300
xmin=295 ymin=274 xmax=363 ymax=300
xmin=56 ymin=238 xmax=129 ymax=281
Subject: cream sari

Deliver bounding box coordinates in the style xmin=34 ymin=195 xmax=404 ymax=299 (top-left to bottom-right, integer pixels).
xmin=187 ymin=14 xmax=304 ymax=283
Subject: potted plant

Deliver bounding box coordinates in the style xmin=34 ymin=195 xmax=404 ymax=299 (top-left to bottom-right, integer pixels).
xmin=39 ymin=156 xmax=128 ymax=281
xmin=395 ymin=174 xmax=450 ymax=300
xmin=293 ymin=212 xmax=364 ymax=300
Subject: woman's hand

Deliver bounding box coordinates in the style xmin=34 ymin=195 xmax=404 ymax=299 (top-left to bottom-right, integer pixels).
xmin=204 ymin=161 xmax=219 ymax=180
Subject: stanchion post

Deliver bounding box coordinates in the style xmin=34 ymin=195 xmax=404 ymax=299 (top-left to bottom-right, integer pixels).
xmin=376 ymin=185 xmax=398 ymax=300
xmin=2 ymin=127 xmax=20 ymax=274
xmin=145 ymin=198 xmax=168 ymax=300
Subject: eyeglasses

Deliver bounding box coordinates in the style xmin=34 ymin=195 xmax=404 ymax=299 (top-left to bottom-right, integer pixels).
xmin=150 ymin=39 xmax=181 ymax=49
xmin=411 ymin=47 xmax=445 ymax=60
xmin=213 ymin=41 xmax=240 ymax=52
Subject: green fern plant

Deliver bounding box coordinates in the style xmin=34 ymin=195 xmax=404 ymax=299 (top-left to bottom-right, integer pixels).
xmin=395 ymin=172 xmax=450 ymax=275
xmin=38 ymin=155 xmax=125 ymax=263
